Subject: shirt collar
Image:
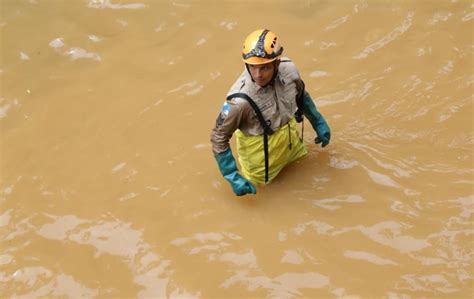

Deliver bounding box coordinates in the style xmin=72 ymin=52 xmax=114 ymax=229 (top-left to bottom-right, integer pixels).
xmin=244 ymin=71 xmax=283 ymax=93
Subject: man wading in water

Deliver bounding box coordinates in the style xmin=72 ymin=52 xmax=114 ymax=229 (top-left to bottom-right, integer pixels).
xmin=210 ymin=29 xmax=331 ymax=196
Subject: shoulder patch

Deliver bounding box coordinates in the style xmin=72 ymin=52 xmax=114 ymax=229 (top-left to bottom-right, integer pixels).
xmin=221 ymin=102 xmax=231 ymax=116
xmin=216 ymin=101 xmax=231 ymax=126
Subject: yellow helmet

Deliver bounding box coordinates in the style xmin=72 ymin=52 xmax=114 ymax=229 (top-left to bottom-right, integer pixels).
xmin=242 ymin=29 xmax=284 ymax=65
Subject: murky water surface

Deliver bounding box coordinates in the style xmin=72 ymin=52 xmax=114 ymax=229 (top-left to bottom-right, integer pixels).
xmin=1 ymin=0 xmax=473 ymax=298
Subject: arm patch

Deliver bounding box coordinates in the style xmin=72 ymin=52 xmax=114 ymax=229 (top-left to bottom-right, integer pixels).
xmin=215 ymin=102 xmax=231 ymax=126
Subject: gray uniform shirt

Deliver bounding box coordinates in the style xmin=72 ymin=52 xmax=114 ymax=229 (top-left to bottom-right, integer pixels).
xmin=211 ymin=58 xmax=305 ymax=153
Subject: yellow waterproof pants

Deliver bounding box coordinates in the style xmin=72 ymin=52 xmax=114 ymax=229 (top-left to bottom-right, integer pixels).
xmin=236 ymin=118 xmax=307 ymax=185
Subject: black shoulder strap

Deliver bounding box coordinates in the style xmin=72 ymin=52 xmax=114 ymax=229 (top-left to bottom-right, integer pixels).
xmin=226 ymin=92 xmax=272 ymax=183
xmin=226 ymin=93 xmax=273 ymax=135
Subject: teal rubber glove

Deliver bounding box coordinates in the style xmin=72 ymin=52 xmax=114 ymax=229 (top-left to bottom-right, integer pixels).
xmin=214 ymin=148 xmax=257 ymax=196
xmin=302 ymin=93 xmax=331 ymax=147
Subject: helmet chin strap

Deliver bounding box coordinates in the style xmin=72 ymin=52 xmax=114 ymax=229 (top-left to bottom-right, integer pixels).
xmin=246 ymin=60 xmax=280 ymax=88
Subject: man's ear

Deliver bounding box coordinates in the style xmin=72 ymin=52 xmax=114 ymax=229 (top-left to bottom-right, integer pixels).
xmin=245 ymin=63 xmax=255 ymax=82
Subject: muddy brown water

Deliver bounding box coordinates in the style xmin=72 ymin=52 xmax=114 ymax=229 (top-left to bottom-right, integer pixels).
xmin=1 ymin=0 xmax=473 ymax=298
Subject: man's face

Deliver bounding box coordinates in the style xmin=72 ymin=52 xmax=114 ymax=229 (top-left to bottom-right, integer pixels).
xmin=248 ymin=61 xmax=276 ymax=87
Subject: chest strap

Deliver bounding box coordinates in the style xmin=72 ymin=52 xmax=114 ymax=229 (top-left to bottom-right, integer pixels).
xmin=226 ymin=93 xmax=273 ymax=183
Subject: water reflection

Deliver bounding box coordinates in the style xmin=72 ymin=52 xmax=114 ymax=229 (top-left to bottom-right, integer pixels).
xmin=343 ymin=250 xmax=398 ymax=266
xmin=221 ymin=271 xmax=330 ymax=298
xmin=1 ymin=213 xmax=199 ymax=297
xmin=281 ymin=250 xmax=304 ymax=265
xmin=11 ymin=270 xmax=98 ymax=299
xmin=87 ymin=0 xmax=145 ymax=10
xmin=354 ymin=12 xmax=414 ymax=60
xmin=1 ymin=0 xmax=473 ymax=297
xmin=49 ymin=38 xmax=101 ymax=61
xmin=312 ymin=194 xmax=365 ymax=210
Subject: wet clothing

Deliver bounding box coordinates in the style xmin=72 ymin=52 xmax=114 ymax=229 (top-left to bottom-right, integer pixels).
xmin=210 ymin=57 xmax=308 ymax=185
xmin=236 ymin=117 xmax=307 ymax=184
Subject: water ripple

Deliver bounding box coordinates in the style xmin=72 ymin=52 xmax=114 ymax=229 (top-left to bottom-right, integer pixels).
xmin=220 ymin=271 xmax=330 ymax=298
xmin=48 ymin=38 xmax=101 ymax=61
xmin=344 ymin=250 xmax=398 ymax=265
xmin=325 ymin=14 xmax=350 ymax=31
xmin=87 ymin=0 xmax=145 ymax=10
xmin=312 ymin=194 xmax=365 ymax=210
xmin=12 ymin=214 xmax=191 ymax=297
xmin=348 ymin=142 xmax=414 ymax=178
xmin=354 ymin=12 xmax=414 ymax=59
xmin=11 ymin=271 xmax=98 ymax=298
